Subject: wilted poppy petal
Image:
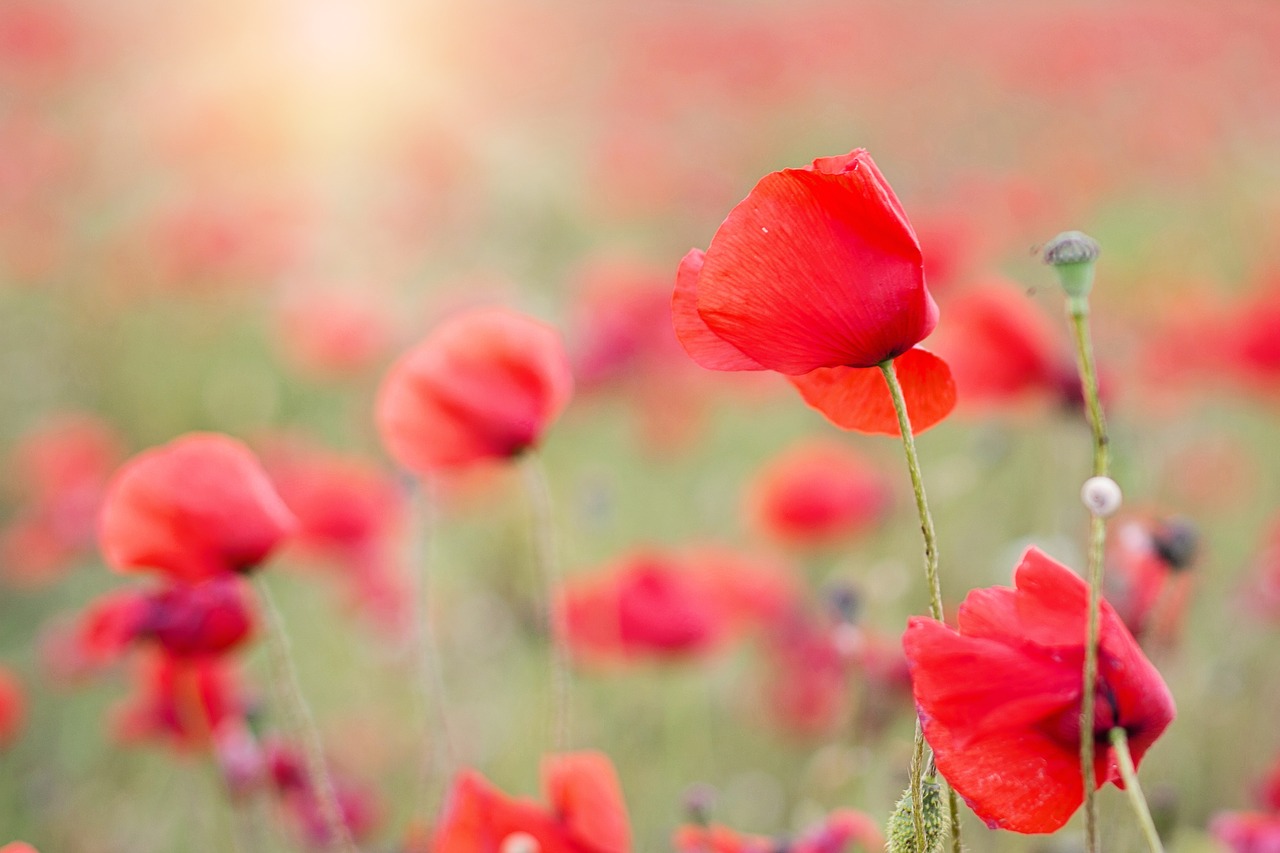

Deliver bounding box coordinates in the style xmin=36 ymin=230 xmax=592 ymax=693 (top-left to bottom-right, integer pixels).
xmin=671 ymin=249 xmax=764 ymax=371
xmin=788 ymin=347 xmax=955 ymax=435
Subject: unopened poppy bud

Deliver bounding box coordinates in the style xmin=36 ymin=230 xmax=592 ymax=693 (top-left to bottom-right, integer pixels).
xmin=1081 ymin=476 xmax=1122 ymax=518
xmin=1043 ymin=231 xmax=1100 ymax=312
xmin=500 ymin=832 xmax=540 ymax=853
xmin=887 ymin=778 xmax=948 ymax=853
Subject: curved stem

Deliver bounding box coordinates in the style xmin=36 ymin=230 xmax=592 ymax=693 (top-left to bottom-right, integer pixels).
xmin=1069 ymin=306 xmax=1110 ymax=853
xmin=880 ymin=360 xmax=960 ymax=853
xmin=256 ymin=576 xmax=360 ymax=853
xmin=521 ymin=453 xmax=571 ymax=753
xmin=1109 ymin=728 xmax=1166 ymax=853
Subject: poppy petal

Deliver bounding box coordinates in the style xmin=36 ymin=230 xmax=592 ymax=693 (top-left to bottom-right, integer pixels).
xmin=695 ymin=150 xmax=936 ymax=373
xmin=788 ymin=347 xmax=955 ymax=435
xmin=671 ymin=249 xmax=765 ymax=371
xmin=543 ymin=751 xmax=630 ymax=853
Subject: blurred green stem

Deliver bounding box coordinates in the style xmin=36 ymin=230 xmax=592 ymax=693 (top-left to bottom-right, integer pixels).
xmin=1070 ymin=305 xmax=1110 ymax=853
xmin=522 ymin=453 xmax=572 ymax=753
xmin=1109 ymin=728 xmax=1165 ymax=853
xmin=879 ymin=359 xmax=961 ymax=853
xmin=257 ymin=576 xmax=360 ymax=853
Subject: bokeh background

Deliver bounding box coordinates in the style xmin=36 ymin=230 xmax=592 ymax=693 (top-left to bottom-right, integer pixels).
xmin=4 ymin=0 xmax=1280 ymax=850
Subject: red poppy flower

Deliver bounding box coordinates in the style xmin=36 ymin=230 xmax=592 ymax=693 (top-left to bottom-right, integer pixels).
xmin=674 ymin=809 xmax=882 ymax=853
xmin=113 ymin=650 xmax=243 ymax=750
xmin=745 ymin=440 xmax=891 ymax=546
xmin=274 ymin=289 xmax=394 ymax=379
xmin=433 ymin=751 xmax=630 ymax=853
xmin=98 ymin=433 xmax=297 ymax=584
xmin=1106 ymin=516 xmax=1197 ymax=644
xmin=376 ymin=307 xmax=574 ymax=473
xmin=1209 ymin=811 xmax=1280 ymax=853
xmin=903 ymin=547 xmax=1176 ymax=834
xmin=0 ymin=666 xmax=25 ymax=749
xmin=672 ymin=149 xmax=955 ymax=435
xmin=759 ymin=611 xmax=852 ymax=736
xmin=557 ymin=548 xmax=798 ymax=665
xmin=0 ymin=843 xmax=39 ymax=853
xmin=264 ymin=740 xmax=383 ymax=846
xmin=136 ymin=576 xmax=257 ymax=658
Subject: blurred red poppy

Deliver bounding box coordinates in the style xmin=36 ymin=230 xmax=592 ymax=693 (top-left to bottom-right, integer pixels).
xmin=98 ymin=433 xmax=297 ymax=584
xmin=376 ymin=308 xmax=574 ymax=473
xmin=433 ymin=751 xmax=630 ymax=853
xmin=265 ymin=739 xmax=382 ymax=847
xmin=672 ymin=149 xmax=955 ymax=435
xmin=274 ymin=289 xmax=394 ymax=379
xmin=0 ymin=666 xmax=25 ymax=749
xmin=1105 ymin=516 xmax=1197 ymax=645
xmin=1209 ymin=811 xmax=1280 ymax=853
xmin=557 ymin=548 xmax=797 ymax=665
xmin=674 ymin=809 xmax=882 ymax=853
xmin=903 ymin=547 xmax=1175 ymax=833
xmin=136 ymin=576 xmax=257 ymax=658
xmin=113 ymin=650 xmax=244 ymax=750
xmin=745 ymin=440 xmax=891 ymax=547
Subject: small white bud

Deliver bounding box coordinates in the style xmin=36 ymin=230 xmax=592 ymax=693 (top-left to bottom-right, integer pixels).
xmin=501 ymin=833 xmax=540 ymax=853
xmin=1081 ymin=476 xmax=1122 ymax=518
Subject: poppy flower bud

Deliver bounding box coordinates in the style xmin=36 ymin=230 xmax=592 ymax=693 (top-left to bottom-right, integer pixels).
xmin=1042 ymin=231 xmax=1100 ymax=312
xmin=887 ymin=778 xmax=948 ymax=853
xmin=1081 ymin=476 xmax=1122 ymax=518
xmin=375 ymin=308 xmax=574 ymax=473
xmin=98 ymin=434 xmax=297 ymax=584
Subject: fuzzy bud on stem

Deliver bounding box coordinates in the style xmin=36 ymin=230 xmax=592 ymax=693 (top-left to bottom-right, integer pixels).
xmin=888 ymin=777 xmax=949 ymax=853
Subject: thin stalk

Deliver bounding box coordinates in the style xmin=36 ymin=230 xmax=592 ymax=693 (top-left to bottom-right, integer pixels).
xmin=1109 ymin=728 xmax=1166 ymax=853
xmin=256 ymin=576 xmax=360 ymax=853
xmin=1069 ymin=306 xmax=1110 ymax=853
xmin=521 ymin=453 xmax=571 ymax=753
xmin=405 ymin=479 xmax=458 ymax=816
xmin=879 ymin=360 xmax=961 ymax=853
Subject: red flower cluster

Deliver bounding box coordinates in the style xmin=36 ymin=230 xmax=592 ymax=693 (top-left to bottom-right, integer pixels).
xmin=377 ymin=307 xmax=575 ymax=473
xmin=903 ymin=547 xmax=1176 ymax=833
xmin=673 ymin=149 xmax=955 ymax=435
xmin=433 ymin=751 xmax=630 ymax=853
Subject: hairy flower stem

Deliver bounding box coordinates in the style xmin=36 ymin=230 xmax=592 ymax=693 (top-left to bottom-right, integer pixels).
xmin=406 ymin=480 xmax=458 ymax=815
xmin=880 ymin=360 xmax=961 ymax=853
xmin=256 ymin=577 xmax=360 ymax=853
xmin=522 ymin=453 xmax=572 ymax=753
xmin=1109 ymin=728 xmax=1166 ymax=853
xmin=1069 ymin=305 xmax=1110 ymax=853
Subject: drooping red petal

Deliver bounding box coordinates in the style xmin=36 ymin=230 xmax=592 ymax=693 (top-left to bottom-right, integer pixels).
xmin=788 ymin=347 xmax=955 ymax=435
xmin=543 ymin=751 xmax=630 ymax=853
xmin=671 ymin=249 xmax=764 ymax=371
xmin=432 ymin=770 xmax=575 ymax=853
xmin=695 ymin=150 xmax=936 ymax=373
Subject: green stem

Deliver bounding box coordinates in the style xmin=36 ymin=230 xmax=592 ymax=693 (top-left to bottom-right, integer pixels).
xmin=522 ymin=453 xmax=571 ymax=753
xmin=880 ymin=360 xmax=960 ymax=853
xmin=1109 ymin=728 xmax=1165 ymax=853
xmin=256 ymin=577 xmax=360 ymax=853
xmin=1069 ymin=307 xmax=1110 ymax=853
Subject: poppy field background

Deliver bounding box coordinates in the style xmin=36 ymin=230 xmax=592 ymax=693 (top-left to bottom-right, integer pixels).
xmin=3 ymin=0 xmax=1280 ymax=850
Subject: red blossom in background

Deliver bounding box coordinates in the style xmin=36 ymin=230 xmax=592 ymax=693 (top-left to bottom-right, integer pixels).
xmin=0 ymin=666 xmax=25 ymax=749
xmin=674 ymin=809 xmax=883 ymax=853
xmin=273 ymin=289 xmax=395 ymax=379
xmin=1210 ymin=812 xmax=1280 ymax=853
xmin=903 ymin=547 xmax=1175 ymax=833
xmin=376 ymin=307 xmax=574 ymax=473
xmin=745 ymin=440 xmax=891 ymax=547
xmin=1105 ymin=516 xmax=1198 ymax=645
xmin=98 ymin=433 xmax=297 ymax=584
xmin=557 ymin=548 xmax=797 ymax=665
xmin=113 ymin=650 xmax=245 ymax=751
xmin=433 ymin=751 xmax=630 ymax=853
xmin=672 ymin=149 xmax=955 ymax=435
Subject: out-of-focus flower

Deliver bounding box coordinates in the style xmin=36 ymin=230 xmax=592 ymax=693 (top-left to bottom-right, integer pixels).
xmin=273 ymin=289 xmax=395 ymax=379
xmin=1209 ymin=812 xmax=1280 ymax=853
xmin=674 ymin=809 xmax=883 ymax=853
xmin=266 ymin=739 xmax=382 ymax=848
xmin=745 ymin=440 xmax=891 ymax=547
xmin=0 ymin=0 xmax=79 ymax=90
xmin=113 ymin=650 xmax=245 ymax=750
xmin=433 ymin=751 xmax=630 ymax=853
xmin=0 ymin=843 xmax=39 ymax=853
xmin=557 ymin=548 xmax=797 ymax=665
xmin=98 ymin=433 xmax=297 ymax=584
xmin=903 ymin=547 xmax=1176 ymax=833
xmin=376 ymin=308 xmax=574 ymax=473
xmin=1105 ymin=516 xmax=1198 ymax=644
xmin=929 ymin=282 xmax=1081 ymax=412
xmin=672 ymin=149 xmax=955 ymax=435
xmin=0 ymin=666 xmax=26 ymax=749
xmin=758 ymin=611 xmax=851 ymax=736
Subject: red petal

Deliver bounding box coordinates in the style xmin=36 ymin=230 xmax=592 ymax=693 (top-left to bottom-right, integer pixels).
xmin=695 ymin=150 xmax=936 ymax=373
xmin=788 ymin=347 xmax=955 ymax=435
xmin=671 ymin=249 xmax=764 ymax=371
xmin=543 ymin=751 xmax=630 ymax=853
xmin=433 ymin=770 xmax=574 ymax=853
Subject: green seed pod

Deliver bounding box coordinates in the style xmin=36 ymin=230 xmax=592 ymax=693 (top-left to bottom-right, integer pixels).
xmin=887 ymin=777 xmax=950 ymax=853
xmin=1042 ymin=230 xmax=1101 ymax=315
